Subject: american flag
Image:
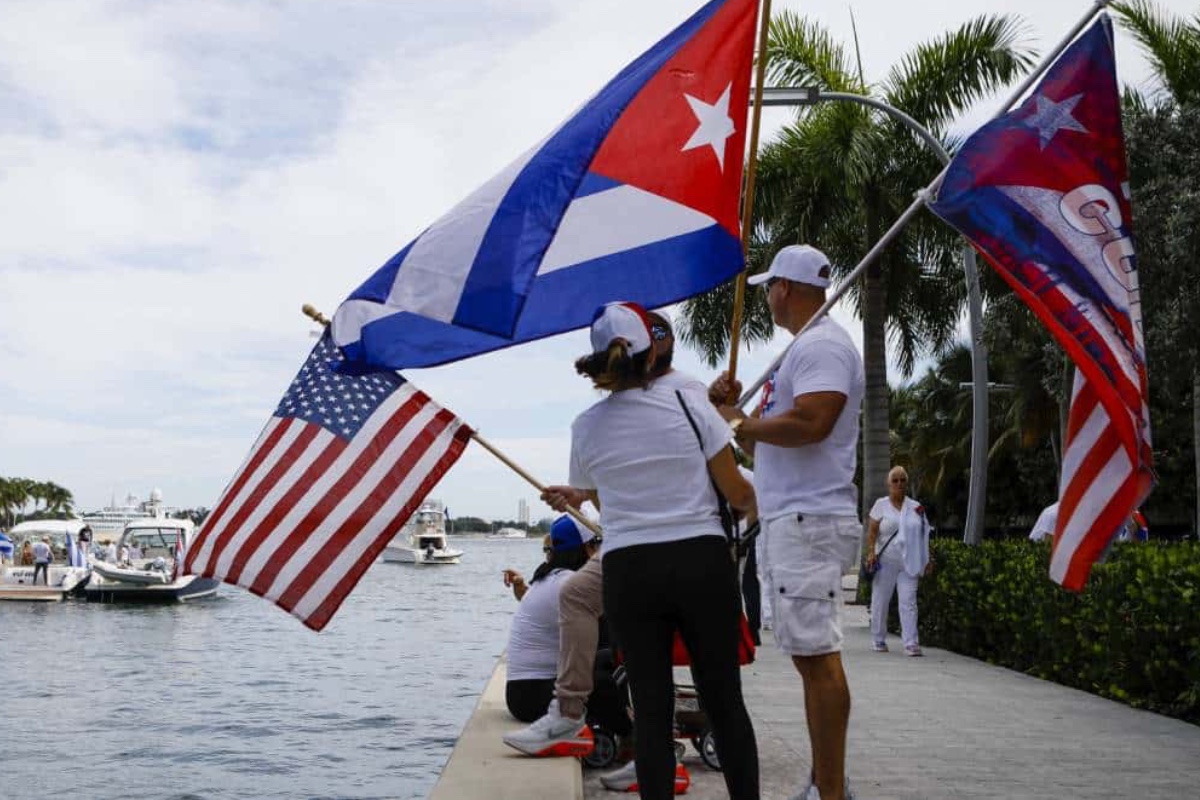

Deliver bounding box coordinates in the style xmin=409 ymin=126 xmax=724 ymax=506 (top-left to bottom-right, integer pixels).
xmin=930 ymin=16 xmax=1153 ymax=590
xmin=185 ymin=333 xmax=473 ymax=629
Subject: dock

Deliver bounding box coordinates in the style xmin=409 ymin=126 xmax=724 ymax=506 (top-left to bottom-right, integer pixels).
xmin=437 ymin=601 xmax=1200 ymax=799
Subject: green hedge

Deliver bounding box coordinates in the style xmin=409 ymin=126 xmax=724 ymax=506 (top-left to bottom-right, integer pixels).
xmin=908 ymin=539 xmax=1200 ymax=723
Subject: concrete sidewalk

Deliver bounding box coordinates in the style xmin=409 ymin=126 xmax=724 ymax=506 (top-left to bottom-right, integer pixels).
xmin=583 ymin=602 xmax=1200 ymax=799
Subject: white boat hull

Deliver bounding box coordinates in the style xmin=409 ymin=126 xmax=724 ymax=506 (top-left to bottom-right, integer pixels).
xmin=84 ymin=570 xmax=220 ymax=603
xmin=381 ymin=545 xmax=463 ymax=565
xmin=0 ymin=565 xmax=91 ymax=602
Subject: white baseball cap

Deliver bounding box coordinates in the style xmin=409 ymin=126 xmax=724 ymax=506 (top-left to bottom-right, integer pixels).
xmin=747 ymin=244 xmax=832 ymax=289
xmin=589 ymin=301 xmax=653 ymax=355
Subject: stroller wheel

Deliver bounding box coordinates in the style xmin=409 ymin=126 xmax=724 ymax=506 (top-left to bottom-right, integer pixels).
xmin=583 ymin=727 xmax=618 ymax=769
xmin=697 ymin=730 xmax=722 ymax=771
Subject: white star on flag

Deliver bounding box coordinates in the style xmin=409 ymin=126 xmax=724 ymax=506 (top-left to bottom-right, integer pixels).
xmin=1023 ymin=93 xmax=1088 ymax=149
xmin=682 ymin=83 xmax=735 ymax=170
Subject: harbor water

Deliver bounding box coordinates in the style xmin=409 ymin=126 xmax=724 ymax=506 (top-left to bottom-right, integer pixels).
xmin=0 ymin=536 xmax=542 ymax=800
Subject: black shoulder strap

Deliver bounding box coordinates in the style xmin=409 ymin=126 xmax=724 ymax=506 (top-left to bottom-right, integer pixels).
xmin=676 ymin=390 xmax=736 ymax=544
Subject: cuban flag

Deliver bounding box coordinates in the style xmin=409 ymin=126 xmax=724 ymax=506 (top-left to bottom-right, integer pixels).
xmin=930 ymin=15 xmax=1153 ymax=590
xmin=333 ymin=0 xmax=758 ymax=371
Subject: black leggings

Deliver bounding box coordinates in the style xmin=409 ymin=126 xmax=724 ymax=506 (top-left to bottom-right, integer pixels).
xmin=506 ymin=678 xmax=555 ymax=723
xmin=604 ymin=536 xmax=758 ymax=800
xmin=33 ymin=562 xmax=50 ymax=585
xmin=505 ymin=654 xmax=632 ymax=735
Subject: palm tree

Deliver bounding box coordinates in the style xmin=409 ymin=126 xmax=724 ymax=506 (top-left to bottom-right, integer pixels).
xmin=680 ymin=12 xmax=1036 ymax=526
xmin=1114 ymin=0 xmax=1200 ymax=536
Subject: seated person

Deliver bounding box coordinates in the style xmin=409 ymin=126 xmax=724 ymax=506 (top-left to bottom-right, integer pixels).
xmin=504 ymin=515 xmax=600 ymax=723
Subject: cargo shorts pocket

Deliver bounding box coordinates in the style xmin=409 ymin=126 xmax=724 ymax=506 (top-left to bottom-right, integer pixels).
xmin=770 ymin=561 xmax=844 ymax=656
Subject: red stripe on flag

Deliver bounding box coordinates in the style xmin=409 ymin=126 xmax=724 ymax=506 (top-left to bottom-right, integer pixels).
xmin=187 ymin=418 xmax=294 ymax=573
xmin=244 ymin=390 xmax=435 ymax=596
xmin=224 ymin=431 xmax=347 ymax=587
xmin=301 ymin=422 xmax=474 ymax=631
xmin=271 ymin=407 xmax=457 ymax=607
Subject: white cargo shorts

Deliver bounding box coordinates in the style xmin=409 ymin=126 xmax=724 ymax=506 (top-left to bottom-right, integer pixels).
xmin=761 ymin=513 xmax=860 ymax=657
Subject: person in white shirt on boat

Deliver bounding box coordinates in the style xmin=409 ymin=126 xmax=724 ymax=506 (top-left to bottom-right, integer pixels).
xmin=103 ymin=539 xmax=118 ymax=563
xmin=32 ymin=535 xmax=53 ymax=585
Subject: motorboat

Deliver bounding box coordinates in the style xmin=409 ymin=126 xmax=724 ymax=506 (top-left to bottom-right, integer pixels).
xmin=487 ymin=527 xmax=528 ymax=539
xmin=0 ymin=519 xmax=92 ymax=601
xmin=382 ymin=500 xmax=463 ymax=565
xmin=83 ymin=517 xmax=219 ymax=603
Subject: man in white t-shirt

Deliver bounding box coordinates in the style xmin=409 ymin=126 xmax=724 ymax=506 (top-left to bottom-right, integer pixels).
xmin=714 ymin=244 xmax=864 ymax=800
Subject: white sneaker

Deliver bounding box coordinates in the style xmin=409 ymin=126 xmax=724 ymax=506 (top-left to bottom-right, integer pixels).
xmin=502 ymin=699 xmax=594 ymax=757
xmin=600 ymin=760 xmax=639 ymax=791
xmin=788 ymin=776 xmax=856 ymax=800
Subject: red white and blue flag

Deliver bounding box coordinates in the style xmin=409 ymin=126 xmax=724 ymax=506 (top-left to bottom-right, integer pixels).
xmin=930 ymin=15 xmax=1153 ymax=590
xmin=332 ymin=0 xmax=758 ymax=370
xmin=185 ymin=333 xmax=473 ymax=630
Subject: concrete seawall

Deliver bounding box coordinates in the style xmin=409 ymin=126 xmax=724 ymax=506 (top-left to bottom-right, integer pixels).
xmin=429 ymin=655 xmax=582 ymax=800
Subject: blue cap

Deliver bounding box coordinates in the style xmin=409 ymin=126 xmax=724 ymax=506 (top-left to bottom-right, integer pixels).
xmin=549 ymin=515 xmax=597 ymax=552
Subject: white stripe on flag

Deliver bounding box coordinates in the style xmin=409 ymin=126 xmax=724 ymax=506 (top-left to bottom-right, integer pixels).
xmin=385 ymin=149 xmax=538 ymax=324
xmin=539 ymin=185 xmax=718 ymax=275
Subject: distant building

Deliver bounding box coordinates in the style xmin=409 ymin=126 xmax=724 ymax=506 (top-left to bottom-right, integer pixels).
xmin=517 ymin=499 xmax=529 ymax=525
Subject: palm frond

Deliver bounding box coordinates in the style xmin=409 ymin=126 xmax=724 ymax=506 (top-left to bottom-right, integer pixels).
xmin=883 ymin=14 xmax=1037 ymax=131
xmin=1113 ymin=1 xmax=1200 ymax=104
xmin=764 ymin=11 xmax=858 ymax=92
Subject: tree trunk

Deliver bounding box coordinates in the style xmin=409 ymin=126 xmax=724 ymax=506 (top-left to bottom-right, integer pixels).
xmin=860 ymin=264 xmax=890 ymax=546
xmin=1194 ymin=367 xmax=1199 ymax=535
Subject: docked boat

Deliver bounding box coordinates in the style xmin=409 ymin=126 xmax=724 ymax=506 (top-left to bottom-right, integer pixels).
xmin=0 ymin=519 xmax=92 ymax=601
xmin=382 ymin=500 xmax=463 ymax=565
xmin=83 ymin=517 xmax=219 ymax=603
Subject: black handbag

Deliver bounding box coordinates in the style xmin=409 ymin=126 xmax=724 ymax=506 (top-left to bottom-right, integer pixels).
xmin=859 ymin=528 xmax=900 ymax=583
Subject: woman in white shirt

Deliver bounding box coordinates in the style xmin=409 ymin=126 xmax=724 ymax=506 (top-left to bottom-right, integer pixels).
xmin=560 ymin=301 xmax=759 ymax=800
xmin=864 ymin=466 xmax=932 ymax=656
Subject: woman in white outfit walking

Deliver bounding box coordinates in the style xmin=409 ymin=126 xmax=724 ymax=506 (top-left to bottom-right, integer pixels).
xmin=864 ymin=466 xmax=932 ymax=656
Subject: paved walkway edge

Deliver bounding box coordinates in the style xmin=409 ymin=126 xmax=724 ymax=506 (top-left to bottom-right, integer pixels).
xmin=430 ymin=655 xmax=582 ymax=800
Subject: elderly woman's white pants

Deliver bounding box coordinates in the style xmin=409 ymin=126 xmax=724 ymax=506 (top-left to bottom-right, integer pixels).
xmin=869 ymin=559 xmax=919 ymax=648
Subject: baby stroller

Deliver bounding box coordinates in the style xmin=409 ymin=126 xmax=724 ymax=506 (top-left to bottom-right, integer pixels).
xmin=584 ymin=662 xmax=722 ymax=772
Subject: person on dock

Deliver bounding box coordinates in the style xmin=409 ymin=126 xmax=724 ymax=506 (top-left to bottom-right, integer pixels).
xmin=864 ymin=465 xmax=932 ymax=656
xmin=509 ymin=301 xmax=760 ymax=799
xmin=714 ymin=245 xmax=865 ymax=800
xmin=502 ymin=515 xmax=608 ymax=727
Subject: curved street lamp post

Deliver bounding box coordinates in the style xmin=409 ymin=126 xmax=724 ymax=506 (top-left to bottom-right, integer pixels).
xmin=755 ymin=87 xmax=989 ymax=545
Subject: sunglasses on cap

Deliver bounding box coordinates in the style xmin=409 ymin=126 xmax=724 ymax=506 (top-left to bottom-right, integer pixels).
xmin=650 ymin=323 xmax=670 ymax=341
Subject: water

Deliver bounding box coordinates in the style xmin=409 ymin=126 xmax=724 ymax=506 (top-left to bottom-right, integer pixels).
xmin=0 ymin=536 xmax=542 ymax=800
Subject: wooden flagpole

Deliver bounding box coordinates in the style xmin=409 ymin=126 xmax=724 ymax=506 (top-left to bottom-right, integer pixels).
xmin=724 ymin=0 xmax=774 ymax=391
xmin=301 ymin=304 xmax=602 ymax=537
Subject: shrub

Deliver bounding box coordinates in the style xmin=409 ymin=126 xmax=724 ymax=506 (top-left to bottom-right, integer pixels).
xmin=911 ymin=539 xmax=1200 ymax=723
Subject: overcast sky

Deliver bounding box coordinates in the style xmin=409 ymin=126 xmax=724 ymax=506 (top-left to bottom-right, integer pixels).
xmin=0 ymin=0 xmax=1187 ymax=521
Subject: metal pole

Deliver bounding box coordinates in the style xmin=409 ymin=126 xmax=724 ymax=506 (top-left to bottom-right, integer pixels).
xmin=757 ymin=87 xmax=990 ymax=545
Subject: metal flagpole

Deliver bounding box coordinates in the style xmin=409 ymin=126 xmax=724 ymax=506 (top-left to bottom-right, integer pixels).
xmin=300 ymin=305 xmax=602 ymax=537
xmin=725 ymin=0 xmax=774 ymax=388
xmin=736 ymin=0 xmax=1114 ymax=410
